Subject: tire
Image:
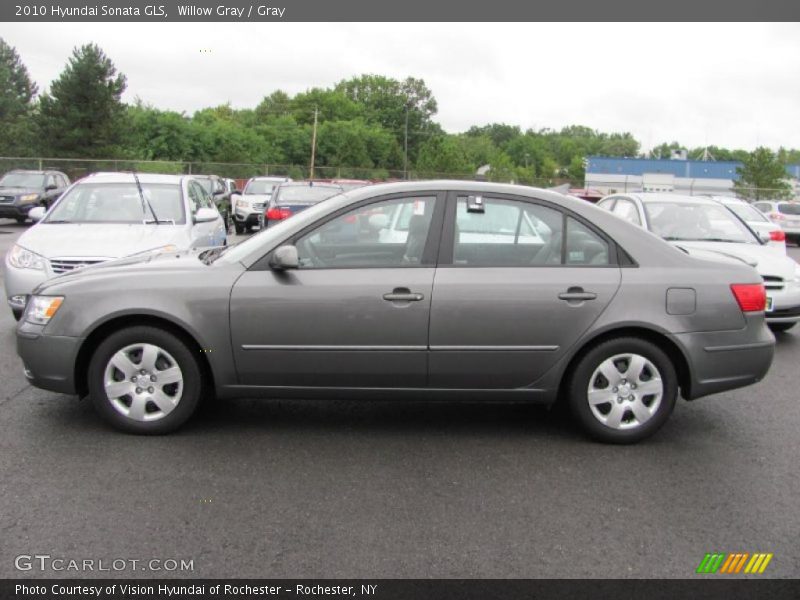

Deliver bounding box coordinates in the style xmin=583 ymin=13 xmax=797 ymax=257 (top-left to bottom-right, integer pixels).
xmin=567 ymin=337 xmax=678 ymax=444
xmin=769 ymin=322 xmax=796 ymax=333
xmin=12 ymin=308 xmax=23 ymax=321
xmin=87 ymin=326 xmax=203 ymax=434
xmin=234 ymin=221 xmax=244 ymax=234
xmin=15 ymin=217 xmax=26 ymax=224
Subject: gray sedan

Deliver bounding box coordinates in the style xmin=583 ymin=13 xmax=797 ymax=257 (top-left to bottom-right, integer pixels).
xmin=16 ymin=181 xmax=775 ymax=443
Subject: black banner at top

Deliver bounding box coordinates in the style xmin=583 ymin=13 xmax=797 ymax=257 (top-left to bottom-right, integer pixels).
xmin=2 ymin=0 xmax=800 ymax=22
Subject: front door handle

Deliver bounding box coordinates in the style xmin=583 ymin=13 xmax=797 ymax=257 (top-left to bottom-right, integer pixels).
xmin=383 ymin=287 xmax=424 ymax=302
xmin=558 ymin=287 xmax=597 ymax=302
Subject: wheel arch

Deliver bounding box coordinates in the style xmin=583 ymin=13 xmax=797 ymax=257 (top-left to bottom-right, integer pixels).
xmin=556 ymin=325 xmax=693 ymax=404
xmin=74 ymin=313 xmax=216 ymax=399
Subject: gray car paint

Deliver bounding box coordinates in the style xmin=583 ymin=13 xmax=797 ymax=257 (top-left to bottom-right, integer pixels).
xmin=17 ymin=181 xmax=774 ymax=407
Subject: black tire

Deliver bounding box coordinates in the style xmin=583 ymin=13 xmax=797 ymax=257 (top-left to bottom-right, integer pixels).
xmin=567 ymin=337 xmax=678 ymax=444
xmin=87 ymin=326 xmax=204 ymax=434
xmin=15 ymin=217 xmax=26 ymax=224
xmin=234 ymin=221 xmax=244 ymax=234
xmin=12 ymin=308 xmax=23 ymax=321
xmin=769 ymin=322 xmax=796 ymax=333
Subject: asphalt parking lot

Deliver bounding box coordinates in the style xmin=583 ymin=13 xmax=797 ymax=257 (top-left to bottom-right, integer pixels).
xmin=0 ymin=219 xmax=798 ymax=579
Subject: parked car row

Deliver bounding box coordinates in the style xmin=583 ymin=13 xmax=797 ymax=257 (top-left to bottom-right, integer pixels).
xmin=597 ymin=192 xmax=800 ymax=332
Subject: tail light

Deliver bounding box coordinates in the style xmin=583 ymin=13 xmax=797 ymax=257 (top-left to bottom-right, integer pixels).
xmin=730 ymin=284 xmax=766 ymax=312
xmin=769 ymin=212 xmax=785 ymax=222
xmin=769 ymin=229 xmax=786 ymax=242
xmin=266 ymin=207 xmax=292 ymax=221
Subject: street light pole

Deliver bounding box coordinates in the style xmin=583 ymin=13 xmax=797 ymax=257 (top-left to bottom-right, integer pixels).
xmin=310 ymin=106 xmax=318 ymax=180
xmin=403 ymin=104 xmax=409 ymax=180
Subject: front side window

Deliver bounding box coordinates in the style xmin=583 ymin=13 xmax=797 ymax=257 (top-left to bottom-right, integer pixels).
xmin=612 ymin=199 xmax=641 ymax=225
xmin=565 ymin=217 xmax=610 ymax=265
xmin=295 ymin=196 xmax=437 ymax=269
xmin=453 ymin=196 xmax=561 ymax=266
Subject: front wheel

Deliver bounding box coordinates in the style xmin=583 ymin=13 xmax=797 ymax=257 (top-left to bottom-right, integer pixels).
xmin=567 ymin=337 xmax=678 ymax=444
xmin=87 ymin=326 xmax=203 ymax=434
xmin=769 ymin=322 xmax=796 ymax=333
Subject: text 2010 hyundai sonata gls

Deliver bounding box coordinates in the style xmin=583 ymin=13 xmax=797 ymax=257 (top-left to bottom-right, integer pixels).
xmin=16 ymin=181 xmax=775 ymax=443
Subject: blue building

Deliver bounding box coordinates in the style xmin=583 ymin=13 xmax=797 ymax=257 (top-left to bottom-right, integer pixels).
xmin=585 ymin=156 xmax=800 ymax=198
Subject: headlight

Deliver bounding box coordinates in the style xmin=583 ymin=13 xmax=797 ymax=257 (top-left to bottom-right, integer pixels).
xmin=24 ymin=296 xmax=64 ymax=325
xmin=19 ymin=194 xmax=39 ymax=202
xmin=6 ymin=244 xmax=47 ymax=270
xmin=236 ymin=199 xmax=249 ymax=209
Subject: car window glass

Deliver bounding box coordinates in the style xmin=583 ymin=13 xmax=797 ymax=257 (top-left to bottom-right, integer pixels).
xmin=753 ymin=203 xmax=771 ymax=213
xmin=612 ymin=199 xmax=641 ymax=225
xmin=565 ymin=217 xmax=610 ymax=265
xmin=195 ymin=181 xmax=214 ymax=208
xmin=453 ymin=196 xmax=563 ymax=267
xmin=45 ymin=183 xmax=185 ymax=224
xmin=778 ymin=203 xmax=800 ymax=215
xmin=187 ymin=182 xmax=203 ymax=213
xmin=295 ymin=196 xmax=437 ymax=269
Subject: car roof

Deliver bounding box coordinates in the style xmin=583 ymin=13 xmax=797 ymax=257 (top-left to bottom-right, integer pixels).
xmin=279 ymin=181 xmax=343 ymax=189
xmin=81 ymin=172 xmax=184 ymax=185
xmin=248 ymin=176 xmax=291 ymax=182
xmin=620 ymin=192 xmax=719 ymax=205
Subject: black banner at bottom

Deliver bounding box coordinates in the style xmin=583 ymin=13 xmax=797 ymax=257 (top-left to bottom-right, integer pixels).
xmin=2 ymin=579 xmax=799 ymax=600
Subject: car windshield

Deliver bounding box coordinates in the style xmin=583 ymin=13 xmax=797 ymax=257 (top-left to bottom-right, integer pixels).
xmin=45 ymin=182 xmax=185 ymax=224
xmin=644 ymin=201 xmax=758 ymax=244
xmin=244 ymin=180 xmax=279 ymax=195
xmin=725 ymin=202 xmax=770 ymax=223
xmin=778 ymin=203 xmax=800 ymax=215
xmin=275 ymin=185 xmax=343 ymax=205
xmin=0 ymin=172 xmax=45 ymax=188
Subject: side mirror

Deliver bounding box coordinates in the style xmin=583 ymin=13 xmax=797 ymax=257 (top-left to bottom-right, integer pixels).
xmin=270 ymin=245 xmax=299 ymax=270
xmin=29 ymin=206 xmax=46 ymax=222
xmin=194 ymin=207 xmax=218 ymax=223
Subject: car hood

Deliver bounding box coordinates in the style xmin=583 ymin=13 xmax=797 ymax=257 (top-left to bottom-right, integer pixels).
xmin=0 ymin=186 xmax=39 ymax=196
xmin=18 ymin=224 xmax=191 ymax=259
xmin=672 ymin=241 xmax=798 ymax=278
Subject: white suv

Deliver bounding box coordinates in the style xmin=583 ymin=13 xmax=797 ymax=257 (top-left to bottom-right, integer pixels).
xmin=752 ymin=200 xmax=800 ymax=246
xmin=232 ymin=176 xmax=291 ymax=234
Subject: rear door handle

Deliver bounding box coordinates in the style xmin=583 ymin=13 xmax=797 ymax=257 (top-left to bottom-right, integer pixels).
xmin=383 ymin=288 xmax=424 ymax=302
xmin=558 ymin=287 xmax=597 ymax=301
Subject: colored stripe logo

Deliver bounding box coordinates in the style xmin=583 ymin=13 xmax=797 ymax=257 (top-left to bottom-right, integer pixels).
xmin=696 ymin=553 xmax=773 ymax=574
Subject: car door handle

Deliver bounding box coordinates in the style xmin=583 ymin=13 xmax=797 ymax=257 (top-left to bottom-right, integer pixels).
xmin=383 ymin=288 xmax=424 ymax=302
xmin=558 ymin=288 xmax=597 ymax=301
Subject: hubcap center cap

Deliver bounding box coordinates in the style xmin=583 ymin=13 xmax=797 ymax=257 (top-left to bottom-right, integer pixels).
xmin=618 ymin=383 xmax=632 ymax=397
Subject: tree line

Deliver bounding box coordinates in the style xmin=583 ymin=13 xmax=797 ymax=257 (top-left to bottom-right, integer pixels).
xmin=0 ymin=38 xmax=795 ymax=195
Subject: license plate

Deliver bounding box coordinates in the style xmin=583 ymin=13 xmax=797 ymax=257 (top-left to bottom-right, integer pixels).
xmin=766 ymin=296 xmax=774 ymax=312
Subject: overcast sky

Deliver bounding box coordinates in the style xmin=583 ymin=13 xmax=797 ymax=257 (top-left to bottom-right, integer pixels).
xmin=4 ymin=22 xmax=800 ymax=153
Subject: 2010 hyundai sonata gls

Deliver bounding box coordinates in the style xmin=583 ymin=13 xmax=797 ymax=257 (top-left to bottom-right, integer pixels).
xmin=16 ymin=181 xmax=775 ymax=443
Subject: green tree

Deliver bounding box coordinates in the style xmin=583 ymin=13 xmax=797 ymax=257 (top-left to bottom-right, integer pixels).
xmin=0 ymin=38 xmax=38 ymax=155
xmin=415 ymin=135 xmax=471 ymax=176
xmin=733 ymin=147 xmax=793 ymax=200
xmin=37 ymin=43 xmax=127 ymax=157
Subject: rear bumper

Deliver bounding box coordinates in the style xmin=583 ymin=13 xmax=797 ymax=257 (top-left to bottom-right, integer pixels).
xmin=765 ymin=282 xmax=800 ymax=323
xmin=675 ymin=315 xmax=775 ymax=400
xmin=16 ymin=322 xmax=81 ymax=395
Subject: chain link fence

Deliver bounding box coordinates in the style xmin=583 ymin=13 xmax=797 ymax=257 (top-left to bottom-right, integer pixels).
xmin=0 ymin=156 xmax=561 ymax=189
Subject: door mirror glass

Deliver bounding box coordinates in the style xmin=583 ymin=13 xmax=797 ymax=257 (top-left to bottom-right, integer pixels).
xmin=29 ymin=206 xmax=46 ymax=222
xmin=193 ymin=207 xmax=218 ymax=223
xmin=270 ymin=245 xmax=299 ymax=270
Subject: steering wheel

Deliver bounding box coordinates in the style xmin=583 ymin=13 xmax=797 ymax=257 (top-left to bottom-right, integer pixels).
xmin=296 ymin=236 xmax=327 ymax=268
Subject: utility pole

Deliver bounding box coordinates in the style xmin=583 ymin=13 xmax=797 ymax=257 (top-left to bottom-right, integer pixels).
xmin=309 ymin=107 xmax=318 ymax=180
xmin=403 ymin=104 xmax=409 ymax=180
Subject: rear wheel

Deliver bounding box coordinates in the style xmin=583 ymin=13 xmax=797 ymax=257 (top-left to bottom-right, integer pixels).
xmin=87 ymin=326 xmax=203 ymax=434
xmin=769 ymin=322 xmax=796 ymax=333
xmin=15 ymin=217 xmax=26 ymax=224
xmin=234 ymin=221 xmax=244 ymax=234
xmin=12 ymin=308 xmax=23 ymax=321
xmin=567 ymin=337 xmax=678 ymax=444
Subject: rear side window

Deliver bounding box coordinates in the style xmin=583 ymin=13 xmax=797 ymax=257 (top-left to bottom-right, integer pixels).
xmin=453 ymin=196 xmax=561 ymax=266
xmin=565 ymin=217 xmax=610 ymax=265
xmin=778 ymin=203 xmax=800 ymax=215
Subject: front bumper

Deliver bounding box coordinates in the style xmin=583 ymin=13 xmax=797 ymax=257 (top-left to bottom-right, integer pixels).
xmin=765 ymin=280 xmax=800 ymax=323
xmin=17 ymin=321 xmax=81 ymax=395
xmin=674 ymin=313 xmax=775 ymax=400
xmin=0 ymin=203 xmax=33 ymax=218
